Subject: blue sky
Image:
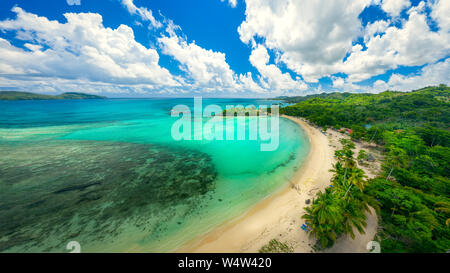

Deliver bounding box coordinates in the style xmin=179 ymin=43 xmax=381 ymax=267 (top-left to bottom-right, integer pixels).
xmin=0 ymin=0 xmax=448 ymax=97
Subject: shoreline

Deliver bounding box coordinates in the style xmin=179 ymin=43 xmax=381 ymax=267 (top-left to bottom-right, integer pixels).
xmin=176 ymin=115 xmax=334 ymax=252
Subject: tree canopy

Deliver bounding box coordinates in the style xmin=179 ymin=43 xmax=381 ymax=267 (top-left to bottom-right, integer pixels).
xmin=286 ymin=85 xmax=450 ymax=252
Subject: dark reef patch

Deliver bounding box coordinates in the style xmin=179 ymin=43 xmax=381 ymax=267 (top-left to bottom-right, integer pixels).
xmin=266 ymin=151 xmax=297 ymax=174
xmin=0 ymin=140 xmax=217 ymax=252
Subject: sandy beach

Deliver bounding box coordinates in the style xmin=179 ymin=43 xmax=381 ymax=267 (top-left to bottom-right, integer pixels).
xmin=177 ymin=115 xmax=379 ymax=253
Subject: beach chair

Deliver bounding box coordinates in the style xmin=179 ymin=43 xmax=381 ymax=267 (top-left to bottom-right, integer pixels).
xmin=301 ymin=222 xmax=312 ymax=232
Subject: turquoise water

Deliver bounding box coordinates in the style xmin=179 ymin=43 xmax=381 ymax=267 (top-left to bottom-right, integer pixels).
xmin=0 ymin=98 xmax=309 ymax=252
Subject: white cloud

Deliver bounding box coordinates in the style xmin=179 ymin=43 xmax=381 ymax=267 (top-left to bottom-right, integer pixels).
xmin=0 ymin=75 xmax=160 ymax=95
xmin=238 ymin=0 xmax=372 ymax=83
xmin=406 ymin=0 xmax=426 ymax=14
xmin=121 ymin=0 xmax=162 ymax=28
xmin=377 ymin=58 xmax=450 ymax=91
xmin=342 ymin=7 xmax=450 ymax=82
xmin=363 ymin=20 xmax=390 ymax=42
xmin=249 ymin=44 xmax=307 ymax=93
xmin=119 ymin=2 xmax=270 ymax=95
xmin=67 ymin=0 xmax=81 ymax=6
xmin=238 ymin=72 xmax=264 ymax=93
xmin=238 ymin=0 xmax=449 ymax=85
xmin=158 ymin=32 xmax=263 ymax=93
xmin=330 ymin=76 xmax=372 ymax=93
xmin=430 ymin=0 xmax=450 ymax=31
xmin=221 ymin=0 xmax=238 ymax=8
xmin=332 ymin=76 xmax=345 ymax=88
xmin=381 ymin=0 xmax=411 ymax=17
xmin=0 ymin=6 xmax=269 ymax=96
xmin=332 ymin=58 xmax=449 ymax=93
xmin=158 ymin=34 xmax=237 ymax=90
xmin=0 ymin=7 xmax=180 ymax=94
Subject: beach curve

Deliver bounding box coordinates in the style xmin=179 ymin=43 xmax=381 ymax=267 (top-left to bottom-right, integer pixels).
xmin=175 ymin=115 xmax=334 ymax=253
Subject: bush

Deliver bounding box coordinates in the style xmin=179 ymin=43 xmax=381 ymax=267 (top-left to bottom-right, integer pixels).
xmin=259 ymin=239 xmax=294 ymax=253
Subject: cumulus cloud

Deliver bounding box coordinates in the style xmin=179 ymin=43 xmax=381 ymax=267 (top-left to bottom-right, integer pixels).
xmin=363 ymin=20 xmax=390 ymax=42
xmin=330 ymin=75 xmax=372 ymax=93
xmin=342 ymin=5 xmax=450 ymax=82
xmin=380 ymin=0 xmax=411 ymax=17
xmin=121 ymin=0 xmax=162 ymax=28
xmin=249 ymin=44 xmax=307 ymax=93
xmin=375 ymin=58 xmax=450 ymax=91
xmin=238 ymin=0 xmax=372 ymax=83
xmin=0 ymin=74 xmax=160 ymax=95
xmin=0 ymin=7 xmax=180 ymax=94
xmin=332 ymin=76 xmax=346 ymax=88
xmin=430 ymin=0 xmax=450 ymax=31
xmin=331 ymin=58 xmax=449 ymax=93
xmin=0 ymin=6 xmax=269 ymax=95
xmin=158 ymin=34 xmax=238 ymax=90
xmin=158 ymin=29 xmax=263 ymax=93
xmin=238 ymin=0 xmax=449 ymax=86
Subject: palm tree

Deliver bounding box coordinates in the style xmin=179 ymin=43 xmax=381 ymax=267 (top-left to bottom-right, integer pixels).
xmin=331 ymin=164 xmax=367 ymax=194
xmin=340 ymin=194 xmax=370 ymax=239
xmin=347 ymin=167 xmax=368 ymax=192
xmin=304 ymin=138 xmax=375 ymax=248
xmin=302 ymin=189 xmax=344 ymax=248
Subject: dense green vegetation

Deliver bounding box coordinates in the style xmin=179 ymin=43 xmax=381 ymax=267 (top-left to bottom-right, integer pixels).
xmin=0 ymin=91 xmax=106 ymax=100
xmin=302 ymin=139 xmax=377 ymax=248
xmin=282 ymin=85 xmax=450 ymax=253
xmin=281 ymin=85 xmax=449 ymax=132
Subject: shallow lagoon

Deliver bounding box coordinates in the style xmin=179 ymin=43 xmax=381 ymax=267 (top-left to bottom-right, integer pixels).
xmin=0 ymin=98 xmax=309 ymax=252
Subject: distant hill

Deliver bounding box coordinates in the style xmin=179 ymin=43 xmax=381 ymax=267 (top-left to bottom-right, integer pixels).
xmin=275 ymin=85 xmax=450 ymax=104
xmin=0 ymin=91 xmax=107 ymax=100
xmin=280 ymin=85 xmax=450 ymax=130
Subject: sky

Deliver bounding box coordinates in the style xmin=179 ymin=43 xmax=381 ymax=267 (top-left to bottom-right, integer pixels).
xmin=0 ymin=0 xmax=448 ymax=97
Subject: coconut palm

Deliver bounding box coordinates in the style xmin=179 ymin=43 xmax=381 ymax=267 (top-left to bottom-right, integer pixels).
xmin=340 ymin=195 xmax=370 ymax=239
xmin=302 ymin=189 xmax=344 ymax=248
xmin=304 ymin=138 xmax=374 ymax=248
xmin=347 ymin=167 xmax=368 ymax=192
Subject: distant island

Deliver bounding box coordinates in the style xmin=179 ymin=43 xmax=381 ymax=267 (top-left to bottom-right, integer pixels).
xmin=0 ymin=91 xmax=107 ymax=100
xmin=273 ymin=84 xmax=449 ymax=104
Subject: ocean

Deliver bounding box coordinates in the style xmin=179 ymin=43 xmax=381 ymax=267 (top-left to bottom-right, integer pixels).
xmin=0 ymin=98 xmax=310 ymax=252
